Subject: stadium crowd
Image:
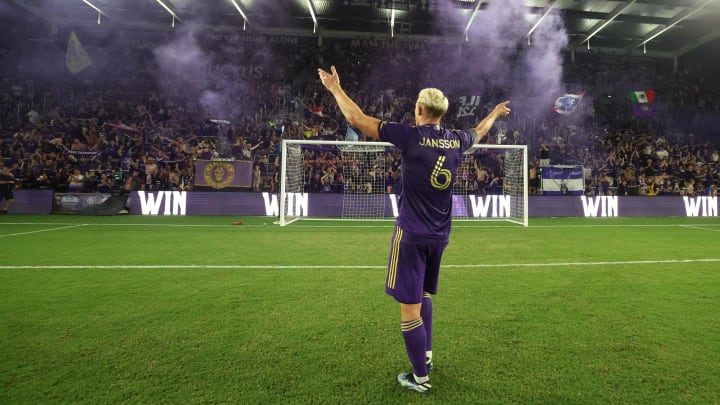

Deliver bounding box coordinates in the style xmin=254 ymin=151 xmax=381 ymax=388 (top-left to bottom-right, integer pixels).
xmin=1 ymin=26 xmax=718 ymax=198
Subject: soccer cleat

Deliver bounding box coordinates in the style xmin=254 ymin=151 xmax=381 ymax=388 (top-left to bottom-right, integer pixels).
xmin=397 ymin=373 xmax=432 ymax=394
xmin=426 ymin=358 xmax=433 ymax=372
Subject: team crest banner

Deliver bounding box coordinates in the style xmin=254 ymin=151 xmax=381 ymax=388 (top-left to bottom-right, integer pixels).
xmin=194 ymin=160 xmax=253 ymax=189
xmin=553 ymin=93 xmax=583 ymax=115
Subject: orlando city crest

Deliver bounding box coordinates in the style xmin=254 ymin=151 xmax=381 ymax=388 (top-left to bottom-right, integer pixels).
xmin=204 ymin=162 xmax=235 ymax=189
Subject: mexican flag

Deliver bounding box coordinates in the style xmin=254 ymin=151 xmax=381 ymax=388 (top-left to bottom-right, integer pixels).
xmin=629 ymin=90 xmax=655 ymax=104
xmin=629 ymin=90 xmax=656 ymax=117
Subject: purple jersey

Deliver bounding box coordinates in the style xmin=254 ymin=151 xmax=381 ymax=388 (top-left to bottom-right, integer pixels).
xmin=379 ymin=121 xmax=474 ymax=239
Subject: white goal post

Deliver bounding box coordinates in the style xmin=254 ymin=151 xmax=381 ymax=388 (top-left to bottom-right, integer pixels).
xmin=278 ymin=139 xmax=528 ymax=226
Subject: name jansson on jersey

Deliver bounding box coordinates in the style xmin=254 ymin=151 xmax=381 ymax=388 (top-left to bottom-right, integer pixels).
xmin=419 ymin=137 xmax=460 ymax=149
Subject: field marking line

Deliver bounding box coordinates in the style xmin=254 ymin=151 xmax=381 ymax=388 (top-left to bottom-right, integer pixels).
xmin=2 ymin=222 xmax=720 ymax=230
xmin=0 ymin=222 xmax=256 ymax=228
xmin=679 ymin=225 xmax=720 ymax=232
xmin=298 ymin=223 xmax=720 ymax=229
xmin=0 ymin=224 xmax=88 ymax=238
xmin=2 ymin=258 xmax=720 ymax=270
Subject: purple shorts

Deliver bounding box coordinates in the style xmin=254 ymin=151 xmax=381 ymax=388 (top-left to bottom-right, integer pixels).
xmin=385 ymin=225 xmax=448 ymax=304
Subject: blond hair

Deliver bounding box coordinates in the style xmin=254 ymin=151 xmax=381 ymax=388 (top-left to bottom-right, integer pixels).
xmin=416 ymin=88 xmax=449 ymax=118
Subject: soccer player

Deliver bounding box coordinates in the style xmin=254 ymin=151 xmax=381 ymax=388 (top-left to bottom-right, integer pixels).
xmin=318 ymin=66 xmax=510 ymax=394
xmin=0 ymin=165 xmax=16 ymax=214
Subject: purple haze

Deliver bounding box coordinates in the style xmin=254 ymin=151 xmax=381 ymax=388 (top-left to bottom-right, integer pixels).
xmin=359 ymin=0 xmax=570 ymax=126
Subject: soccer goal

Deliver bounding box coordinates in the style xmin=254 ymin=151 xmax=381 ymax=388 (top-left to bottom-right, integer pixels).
xmin=278 ymin=139 xmax=528 ymax=226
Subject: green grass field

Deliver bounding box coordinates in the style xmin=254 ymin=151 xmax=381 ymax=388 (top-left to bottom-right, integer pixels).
xmin=1 ymin=215 xmax=719 ymax=404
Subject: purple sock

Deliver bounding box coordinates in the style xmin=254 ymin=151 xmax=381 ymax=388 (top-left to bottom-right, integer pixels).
xmin=421 ymin=293 xmax=433 ymax=353
xmin=401 ymin=317 xmax=428 ymax=378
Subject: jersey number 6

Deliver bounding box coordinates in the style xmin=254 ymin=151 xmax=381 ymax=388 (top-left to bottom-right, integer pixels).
xmin=430 ymin=156 xmax=452 ymax=190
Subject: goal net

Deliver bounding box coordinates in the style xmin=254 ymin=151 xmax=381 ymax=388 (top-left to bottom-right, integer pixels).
xmin=278 ymin=139 xmax=528 ymax=226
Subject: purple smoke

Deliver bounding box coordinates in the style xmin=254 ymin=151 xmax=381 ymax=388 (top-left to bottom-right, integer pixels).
xmin=359 ymin=0 xmax=570 ymax=125
xmin=153 ymin=23 xmax=213 ymax=103
xmin=151 ymin=2 xmax=295 ymax=121
xmin=461 ymin=0 xmax=569 ymax=119
xmin=515 ymin=6 xmax=569 ymax=119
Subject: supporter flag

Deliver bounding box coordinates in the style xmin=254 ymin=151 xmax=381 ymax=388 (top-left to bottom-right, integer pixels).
xmin=629 ymin=90 xmax=655 ymax=104
xmin=104 ymin=123 xmax=139 ymax=133
xmin=311 ymin=105 xmax=324 ymax=117
xmin=346 ymin=126 xmax=360 ymax=142
xmin=457 ymin=96 xmax=481 ymax=118
xmin=553 ymin=93 xmax=583 ymax=115
xmin=66 ymin=32 xmax=92 ymax=74
xmin=629 ymin=90 xmax=655 ymax=117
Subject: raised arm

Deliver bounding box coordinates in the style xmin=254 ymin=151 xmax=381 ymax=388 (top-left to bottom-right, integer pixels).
xmin=318 ymin=66 xmax=381 ymax=141
xmin=471 ymin=101 xmax=511 ymax=144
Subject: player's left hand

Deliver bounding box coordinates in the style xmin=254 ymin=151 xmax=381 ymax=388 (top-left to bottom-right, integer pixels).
xmin=318 ymin=66 xmax=341 ymax=92
xmin=492 ymin=101 xmax=511 ymax=118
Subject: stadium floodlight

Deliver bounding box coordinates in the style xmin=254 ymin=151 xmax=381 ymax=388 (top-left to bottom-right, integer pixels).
xmin=581 ymin=0 xmax=636 ymax=45
xmin=637 ymin=0 xmax=714 ymax=48
xmin=81 ymin=0 xmax=106 ymax=16
xmin=81 ymin=0 xmax=108 ymax=24
xmin=230 ymin=0 xmax=249 ymax=30
xmin=527 ymin=0 xmax=559 ymax=45
xmin=463 ymin=0 xmax=483 ymax=41
xmin=390 ymin=8 xmax=395 ymax=38
xmin=674 ymin=27 xmax=720 ymax=58
xmin=307 ymin=0 xmax=318 ymax=33
xmin=155 ymin=0 xmax=181 ymax=26
xmin=278 ymin=140 xmax=528 ymax=226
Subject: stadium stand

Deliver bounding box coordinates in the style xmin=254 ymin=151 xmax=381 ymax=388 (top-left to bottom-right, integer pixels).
xmin=0 ymin=21 xmax=718 ymax=199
